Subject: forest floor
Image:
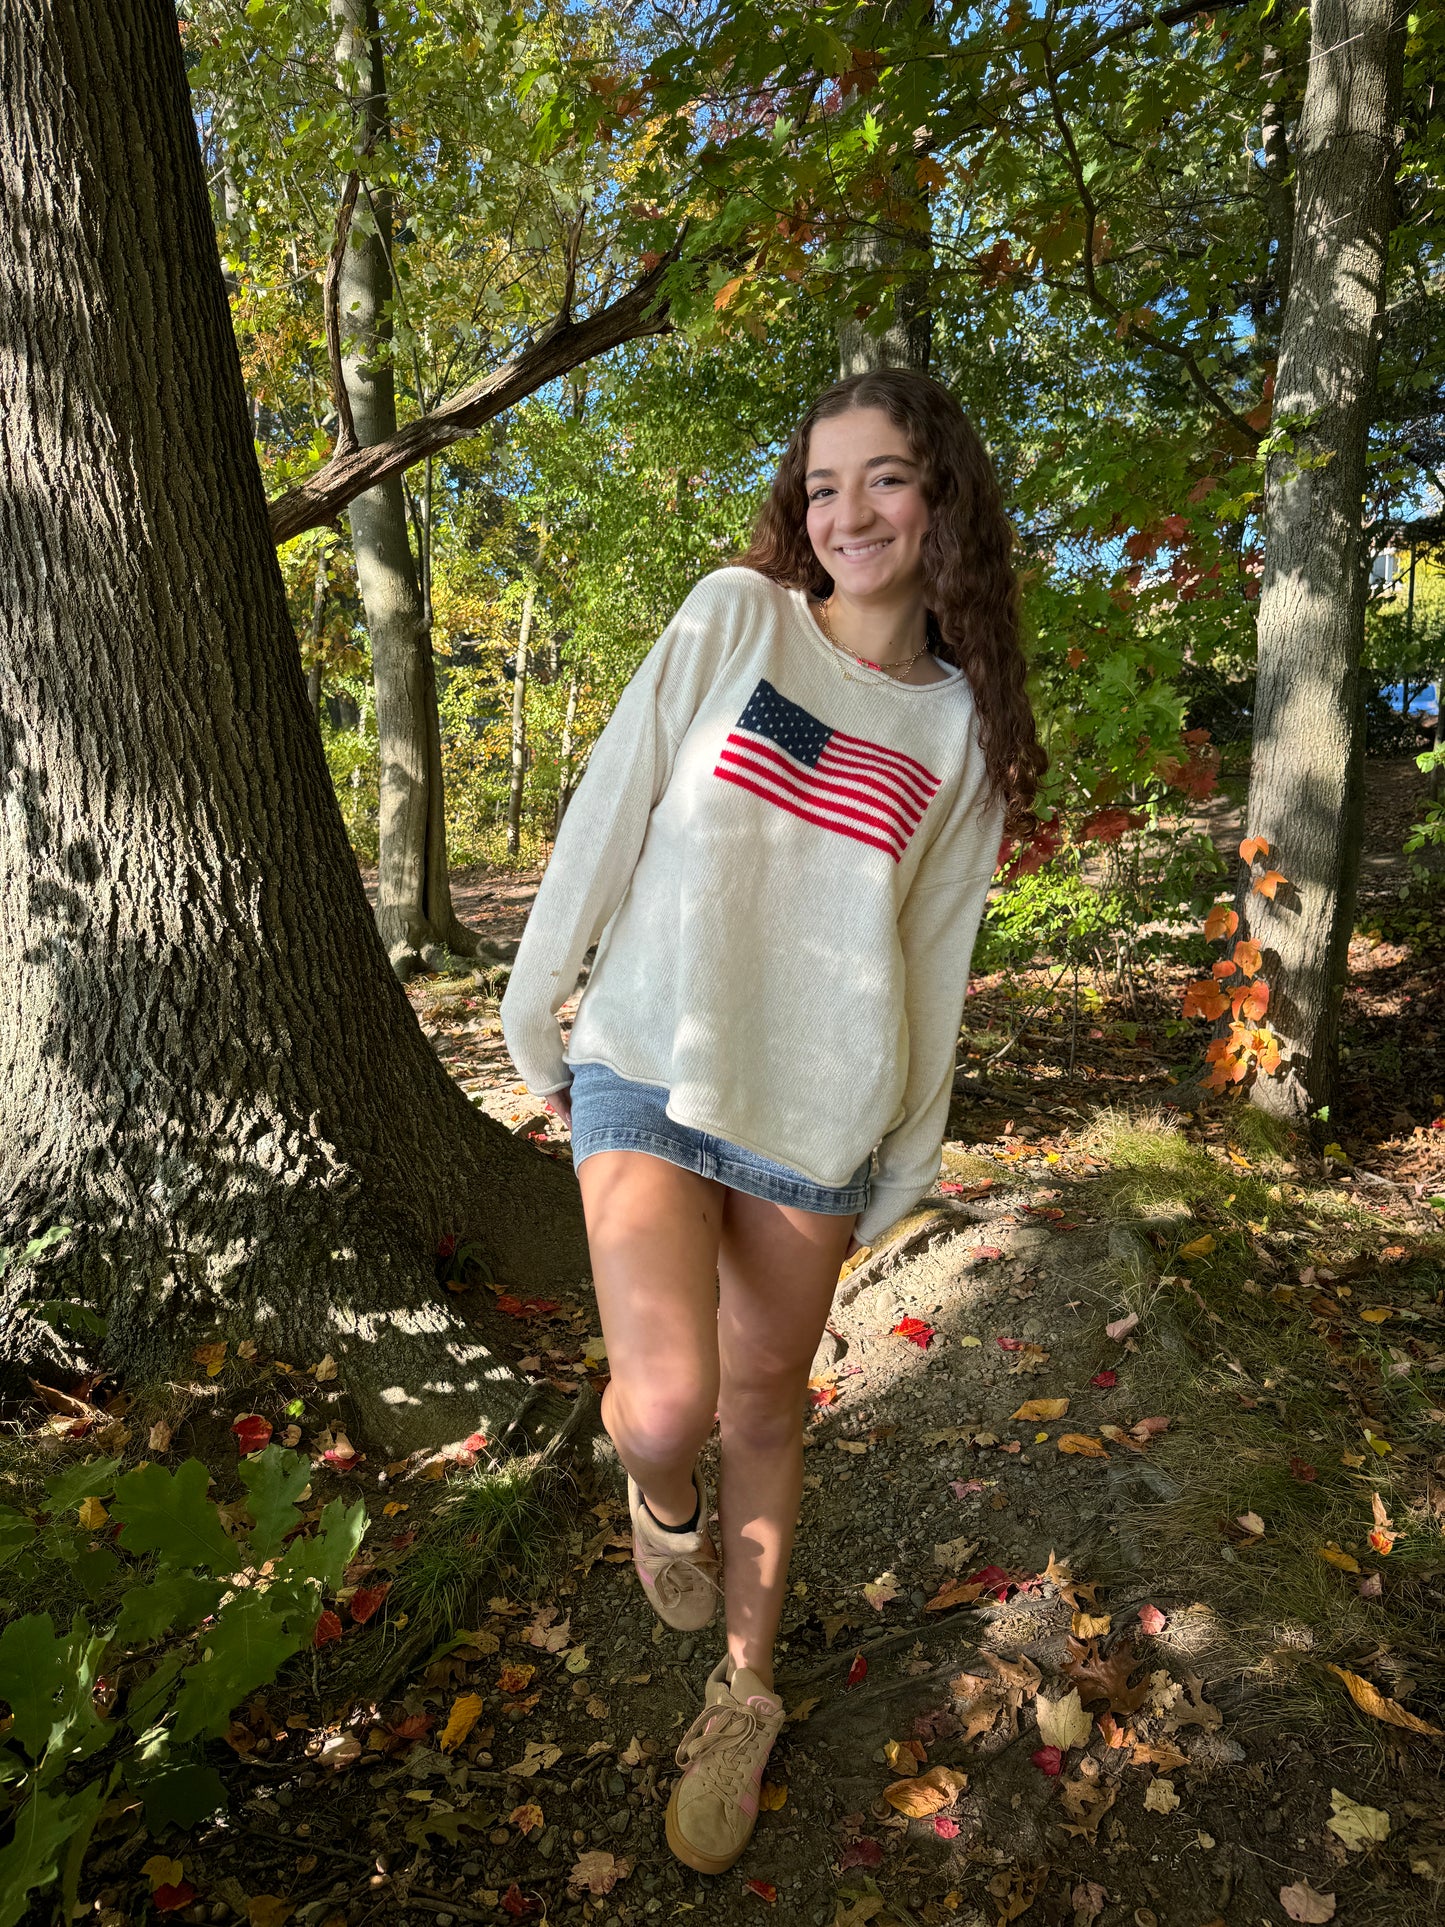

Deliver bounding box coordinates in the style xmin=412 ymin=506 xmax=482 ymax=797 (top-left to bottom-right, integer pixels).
xmin=14 ymin=761 xmax=1445 ymax=1927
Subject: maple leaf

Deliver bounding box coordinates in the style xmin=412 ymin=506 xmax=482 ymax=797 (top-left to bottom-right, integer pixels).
xmin=1031 ymin=1745 xmax=1062 ymax=1775
xmin=837 ymin=1837 xmax=883 ymax=1870
xmin=231 ymin=1413 xmax=273 ymax=1455
xmin=1089 ymin=1370 xmax=1117 ymax=1389
xmin=1060 ymin=1637 xmax=1151 ymax=1714
xmin=892 ymin=1316 xmax=935 ymax=1349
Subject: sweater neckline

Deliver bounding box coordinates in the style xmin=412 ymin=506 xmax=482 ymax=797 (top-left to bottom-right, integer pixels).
xmin=787 ymin=586 xmax=966 ymax=694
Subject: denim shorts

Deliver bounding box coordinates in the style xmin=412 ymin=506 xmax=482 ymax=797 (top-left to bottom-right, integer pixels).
xmin=566 ymin=1060 xmax=873 ymax=1217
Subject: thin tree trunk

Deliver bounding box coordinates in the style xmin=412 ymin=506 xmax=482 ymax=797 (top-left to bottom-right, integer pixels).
xmin=554 ymin=655 xmax=583 ymax=837
xmin=331 ymin=0 xmax=477 ymax=977
xmin=507 ymin=584 xmax=537 ymax=859
xmin=0 ymin=0 xmax=588 ymax=1451
xmin=1241 ymin=0 xmax=1406 ymax=1121
xmin=307 ymin=544 xmax=330 ymax=720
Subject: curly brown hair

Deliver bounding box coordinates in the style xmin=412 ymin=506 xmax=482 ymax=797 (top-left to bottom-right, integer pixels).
xmin=733 ymin=368 xmax=1045 ymax=839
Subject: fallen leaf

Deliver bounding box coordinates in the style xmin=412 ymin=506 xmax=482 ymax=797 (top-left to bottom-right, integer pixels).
xmin=1058 ymin=1433 xmax=1110 ymax=1459
xmin=1159 ymin=1672 xmax=1222 ymax=1733
xmin=1059 ymin=1777 xmax=1116 ymax=1839
xmin=349 ymin=1583 xmax=389 ymax=1625
xmin=932 ymin=1535 xmax=981 ymax=1574
xmin=882 ymin=1765 xmax=966 ymax=1817
xmin=566 ymin=1851 xmax=630 ymax=1897
xmin=498 ymin=1663 xmax=536 ymax=1696
xmin=1089 ymin=1370 xmax=1117 ymax=1389
xmin=759 ymin=1780 xmax=788 ymax=1810
xmin=231 ymin=1413 xmax=273 ymax=1455
xmin=319 ymin=1732 xmax=360 ymax=1769
xmin=153 ymin=1886 xmax=198 ymax=1914
xmin=1031 ymin=1745 xmax=1063 ymax=1775
xmin=510 ymin=1739 xmax=563 ymax=1777
xmin=883 ymin=1739 xmax=924 ymax=1776
xmin=1138 ymin=1605 xmax=1167 ymax=1635
xmin=846 ymin=1651 xmax=868 ymax=1687
xmin=1178 ymin=1234 xmax=1215 ymax=1260
xmin=192 ymin=1341 xmax=227 ymax=1377
xmin=988 ymin=1866 xmax=1049 ymax=1919
xmin=863 ymin=1570 xmax=902 ymax=1611
xmin=1279 ymin=1882 xmax=1336 ymax=1923
xmin=509 ymin=1802 xmax=544 ymax=1836
xmin=1061 ymin=1638 xmax=1151 ymax=1715
xmin=148 ymin=1419 xmax=173 ymax=1452
xmin=246 ymin=1899 xmax=294 ymax=1927
xmin=77 ymin=1496 xmax=108 ymax=1530
xmin=1236 ymin=1511 xmax=1266 ymax=1537
xmin=1143 ymin=1777 xmax=1179 ymax=1814
xmin=1105 ymin=1311 xmax=1139 ymax=1342
xmin=1011 ymin=1398 xmax=1069 ymax=1421
xmin=1071 ymin=1881 xmax=1107 ymax=1926
xmin=1324 ymin=1664 xmax=1445 ymax=1738
xmin=1035 ymin=1689 xmax=1092 ymax=1751
xmin=1319 ymin=1543 xmax=1361 ymax=1573
xmin=311 ymin=1610 xmax=343 ymax=1648
xmin=1131 ymin=1416 xmax=1170 ymax=1440
xmin=143 ymin=1858 xmax=186 ymax=1892
xmin=1071 ymin=1610 xmax=1112 ymax=1639
xmin=892 ymin=1317 xmax=936 ymax=1349
xmin=311 ymin=1353 xmax=338 ymax=1382
xmin=933 ymin=1814 xmax=960 ymax=1838
xmin=1326 ymin=1787 xmax=1390 ymax=1850
xmin=439 ymin=1693 xmax=485 ymax=1753
xmin=837 ymin=1838 xmax=884 ymax=1872
xmin=743 ymin=1878 xmax=777 ymax=1903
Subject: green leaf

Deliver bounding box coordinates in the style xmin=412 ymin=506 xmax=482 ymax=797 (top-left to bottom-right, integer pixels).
xmin=124 ymin=1650 xmax=187 ymax=1739
xmin=111 ymin=1460 xmax=238 ymax=1576
xmin=137 ymin=1762 xmax=228 ymax=1834
xmin=170 ymin=1594 xmax=303 ymax=1743
xmin=237 ymin=1446 xmax=311 ymax=1563
xmin=113 ymin=1573 xmax=223 ymax=1648
xmin=0 ymin=1781 xmax=106 ymax=1927
xmin=42 ymin=1458 xmax=119 ymax=1516
xmin=0 ymin=1507 xmax=36 ymax=1569
xmin=278 ymin=1496 xmax=367 ymax=1595
xmin=0 ymin=1616 xmax=68 ymax=1761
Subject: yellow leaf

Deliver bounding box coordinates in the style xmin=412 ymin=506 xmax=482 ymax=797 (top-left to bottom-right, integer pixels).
xmin=1324 ymin=1665 xmax=1445 ymax=1739
xmin=564 ymin=1644 xmax=590 ymax=1674
xmin=760 ymin=1780 xmax=789 ymax=1810
xmin=1071 ymin=1610 xmax=1112 ymax=1639
xmin=881 ymin=1765 xmax=966 ymax=1817
xmin=143 ymin=1856 xmax=185 ymax=1892
xmin=438 ymin=1693 xmax=485 ymax=1754
xmin=837 ymin=1439 xmax=868 ymax=1455
xmin=1034 ymin=1431 xmax=1049 ymax=1444
xmin=1178 ymin=1233 xmax=1215 ymax=1260
xmin=382 ymin=1501 xmax=410 ymax=1517
xmin=784 ymin=1696 xmax=820 ymax=1725
xmin=77 ymin=1497 xmax=108 ymax=1529
xmin=713 ymin=275 xmax=746 ymax=312
xmin=246 ymin=1900 xmax=294 ymax=1927
xmin=1035 ymin=1688 xmax=1092 ymax=1751
xmin=1364 ymin=1431 xmax=1392 ymax=1456
xmin=1340 ymin=1451 xmax=1365 ymax=1468
xmin=959 ymin=1335 xmax=982 ymax=1348
xmin=1319 ymin=1544 xmax=1360 ymax=1574
xmin=1359 ymin=1307 xmax=1393 ymax=1324
xmin=1010 ymin=1398 xmax=1069 ymax=1422
xmin=1057 ymin=1434 xmax=1110 ymax=1459
xmin=192 ymin=1341 xmax=227 ymax=1377
xmin=509 ymin=1802 xmax=545 ymax=1835
xmin=883 ymin=1739 xmax=922 ymax=1776
xmin=1326 ymin=1787 xmax=1391 ymax=1850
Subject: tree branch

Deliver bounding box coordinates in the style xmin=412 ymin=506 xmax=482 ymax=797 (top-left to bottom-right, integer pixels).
xmin=323 ymin=168 xmax=362 ymax=461
xmin=268 ymin=241 xmax=686 ymax=546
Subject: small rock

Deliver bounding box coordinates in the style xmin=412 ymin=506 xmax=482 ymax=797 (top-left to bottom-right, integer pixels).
xmin=607 ymin=1770 xmax=627 ymax=1799
xmin=677 ymin=1637 xmax=697 ymax=1662
xmin=609 ymin=1810 xmax=631 ymax=1835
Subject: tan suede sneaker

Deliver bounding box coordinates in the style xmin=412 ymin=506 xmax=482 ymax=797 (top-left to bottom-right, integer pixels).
xmin=664 ymin=1655 xmax=785 ymax=1873
xmin=626 ymin=1468 xmax=720 ymax=1632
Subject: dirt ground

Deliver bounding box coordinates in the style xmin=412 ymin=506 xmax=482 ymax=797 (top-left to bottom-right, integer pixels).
xmin=50 ymin=759 xmax=1445 ymax=1927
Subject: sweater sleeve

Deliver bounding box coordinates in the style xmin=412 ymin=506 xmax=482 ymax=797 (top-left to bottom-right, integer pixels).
xmin=498 ymin=571 xmax=749 ymax=1096
xmin=852 ymin=771 xmax=1003 ymax=1249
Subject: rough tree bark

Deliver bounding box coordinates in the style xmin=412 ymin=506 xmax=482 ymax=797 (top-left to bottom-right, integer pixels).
xmin=331 ymin=0 xmax=479 ymax=978
xmin=0 ymin=0 xmax=589 ymax=1450
xmin=1240 ymin=0 xmax=1407 ymax=1119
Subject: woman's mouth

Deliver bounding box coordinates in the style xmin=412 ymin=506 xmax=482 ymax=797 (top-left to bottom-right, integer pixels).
xmin=835 ymin=538 xmax=893 ymax=559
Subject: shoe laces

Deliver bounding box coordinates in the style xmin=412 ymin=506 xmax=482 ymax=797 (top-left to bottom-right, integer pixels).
xmin=651 ymin=1552 xmax=723 ymax=1612
xmin=674 ymin=1696 xmax=772 ymax=1797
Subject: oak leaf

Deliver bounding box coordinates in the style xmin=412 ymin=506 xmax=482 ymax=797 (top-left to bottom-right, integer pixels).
xmin=1060 ymin=1637 xmax=1151 ymax=1714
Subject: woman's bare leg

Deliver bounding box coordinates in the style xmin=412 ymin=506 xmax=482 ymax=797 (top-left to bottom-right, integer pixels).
xmin=575 ymin=1150 xmax=725 ymax=1526
xmin=714 ymin=1192 xmax=857 ymax=1689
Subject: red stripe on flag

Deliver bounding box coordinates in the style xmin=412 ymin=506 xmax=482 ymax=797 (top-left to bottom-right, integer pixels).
xmin=714 ymin=768 xmax=904 ymax=859
xmin=719 ymin=739 xmax=919 ymax=843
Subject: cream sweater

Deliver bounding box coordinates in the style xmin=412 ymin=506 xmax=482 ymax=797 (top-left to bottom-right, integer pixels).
xmin=499 ymin=565 xmax=1003 ymax=1246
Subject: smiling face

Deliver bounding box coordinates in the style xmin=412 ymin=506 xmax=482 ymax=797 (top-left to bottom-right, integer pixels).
xmin=803 ymin=406 xmax=932 ymax=598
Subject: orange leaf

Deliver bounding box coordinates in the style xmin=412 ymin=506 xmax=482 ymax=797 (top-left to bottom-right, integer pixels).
xmin=1253 ymin=870 xmax=1287 ymax=900
xmin=1057 ymin=1434 xmax=1110 ymax=1459
xmin=1203 ymin=904 xmax=1239 ymax=941
xmin=1239 ymin=835 xmax=1271 ymax=865
xmin=439 ymin=1693 xmax=485 ymax=1753
xmin=1183 ymin=980 xmax=1228 ymax=1021
xmin=1239 ymin=979 xmax=1270 ymax=1022
xmin=1324 ymin=1664 xmax=1445 ymax=1738
xmin=1232 ymin=938 xmax=1263 ymax=978
xmin=882 ymin=1765 xmax=967 ymax=1817
xmin=713 ymin=275 xmax=746 ymax=312
xmin=1211 ymin=959 xmax=1237 ymax=981
xmin=1010 ymin=1398 xmax=1069 ymax=1422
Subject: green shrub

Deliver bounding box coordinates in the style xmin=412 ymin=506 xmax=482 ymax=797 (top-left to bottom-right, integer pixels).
xmin=0 ymin=1448 xmax=366 ymax=1926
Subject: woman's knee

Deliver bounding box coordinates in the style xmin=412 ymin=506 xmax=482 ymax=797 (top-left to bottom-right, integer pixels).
xmin=716 ymin=1368 xmax=808 ymax=1450
xmin=604 ymin=1373 xmax=717 ymax=1464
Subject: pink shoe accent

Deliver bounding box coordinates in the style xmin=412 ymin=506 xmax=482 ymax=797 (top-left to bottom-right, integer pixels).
xmin=737 ymin=1792 xmax=758 ymax=1817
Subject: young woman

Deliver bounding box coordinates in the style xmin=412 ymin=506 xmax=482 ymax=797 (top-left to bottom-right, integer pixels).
xmin=499 ymin=367 xmax=1043 ymax=1876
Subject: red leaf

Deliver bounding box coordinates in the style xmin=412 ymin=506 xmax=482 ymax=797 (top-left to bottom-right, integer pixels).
xmin=153 ymin=1886 xmax=198 ymax=1913
xmin=312 ymin=1610 xmax=344 ymax=1648
xmin=495 ymin=1295 xmax=561 ymax=1321
xmin=892 ymin=1317 xmax=935 ymax=1349
xmin=230 ymin=1413 xmax=273 ymax=1455
xmin=1137 ymin=1604 xmax=1167 ymax=1635
xmin=500 ymin=1886 xmax=538 ymax=1920
xmin=349 ymin=1583 xmax=390 ymax=1625
xmin=1031 ymin=1746 xmax=1063 ymax=1776
xmin=462 ymin=1431 xmax=490 ymax=1453
xmin=965 ymin=1564 xmax=1015 ymax=1602
xmin=436 ymin=1233 xmax=458 ymax=1259
xmin=389 ymin=1713 xmax=435 ymax=1741
xmin=949 ymin=1479 xmax=985 ymax=1498
xmin=973 ymin=1245 xmax=1005 ymax=1262
xmin=846 ymin=1651 xmax=868 ymax=1688
xmin=1289 ymin=1456 xmax=1317 ymax=1484
xmin=1089 ymin=1370 xmax=1117 ymax=1389
xmin=932 ymin=1814 xmax=961 ymax=1838
xmin=839 ymin=1838 xmax=884 ymax=1870
xmin=996 ymin=1336 xmax=1023 ymax=1351
xmin=743 ymin=1880 xmax=777 ymax=1903
xmin=809 ymin=1384 xmax=840 ymax=1408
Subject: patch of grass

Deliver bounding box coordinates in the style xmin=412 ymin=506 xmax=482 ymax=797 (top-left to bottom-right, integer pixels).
xmin=390 ymin=1461 xmax=559 ymax=1631
xmin=1082 ymin=1103 xmax=1279 ymax=1225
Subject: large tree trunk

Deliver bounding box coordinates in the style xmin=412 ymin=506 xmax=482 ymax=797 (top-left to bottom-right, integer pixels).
xmin=331 ymin=0 xmax=478 ymax=979
xmin=1240 ymin=0 xmax=1406 ymax=1120
xmin=0 ymin=0 xmax=589 ymax=1451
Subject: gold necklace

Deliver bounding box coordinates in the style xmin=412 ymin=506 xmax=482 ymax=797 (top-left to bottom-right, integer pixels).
xmin=815 ymin=595 xmax=933 ymax=682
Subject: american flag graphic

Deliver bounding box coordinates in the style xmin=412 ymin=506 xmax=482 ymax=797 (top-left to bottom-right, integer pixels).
xmin=713 ymin=678 xmax=941 ymax=862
